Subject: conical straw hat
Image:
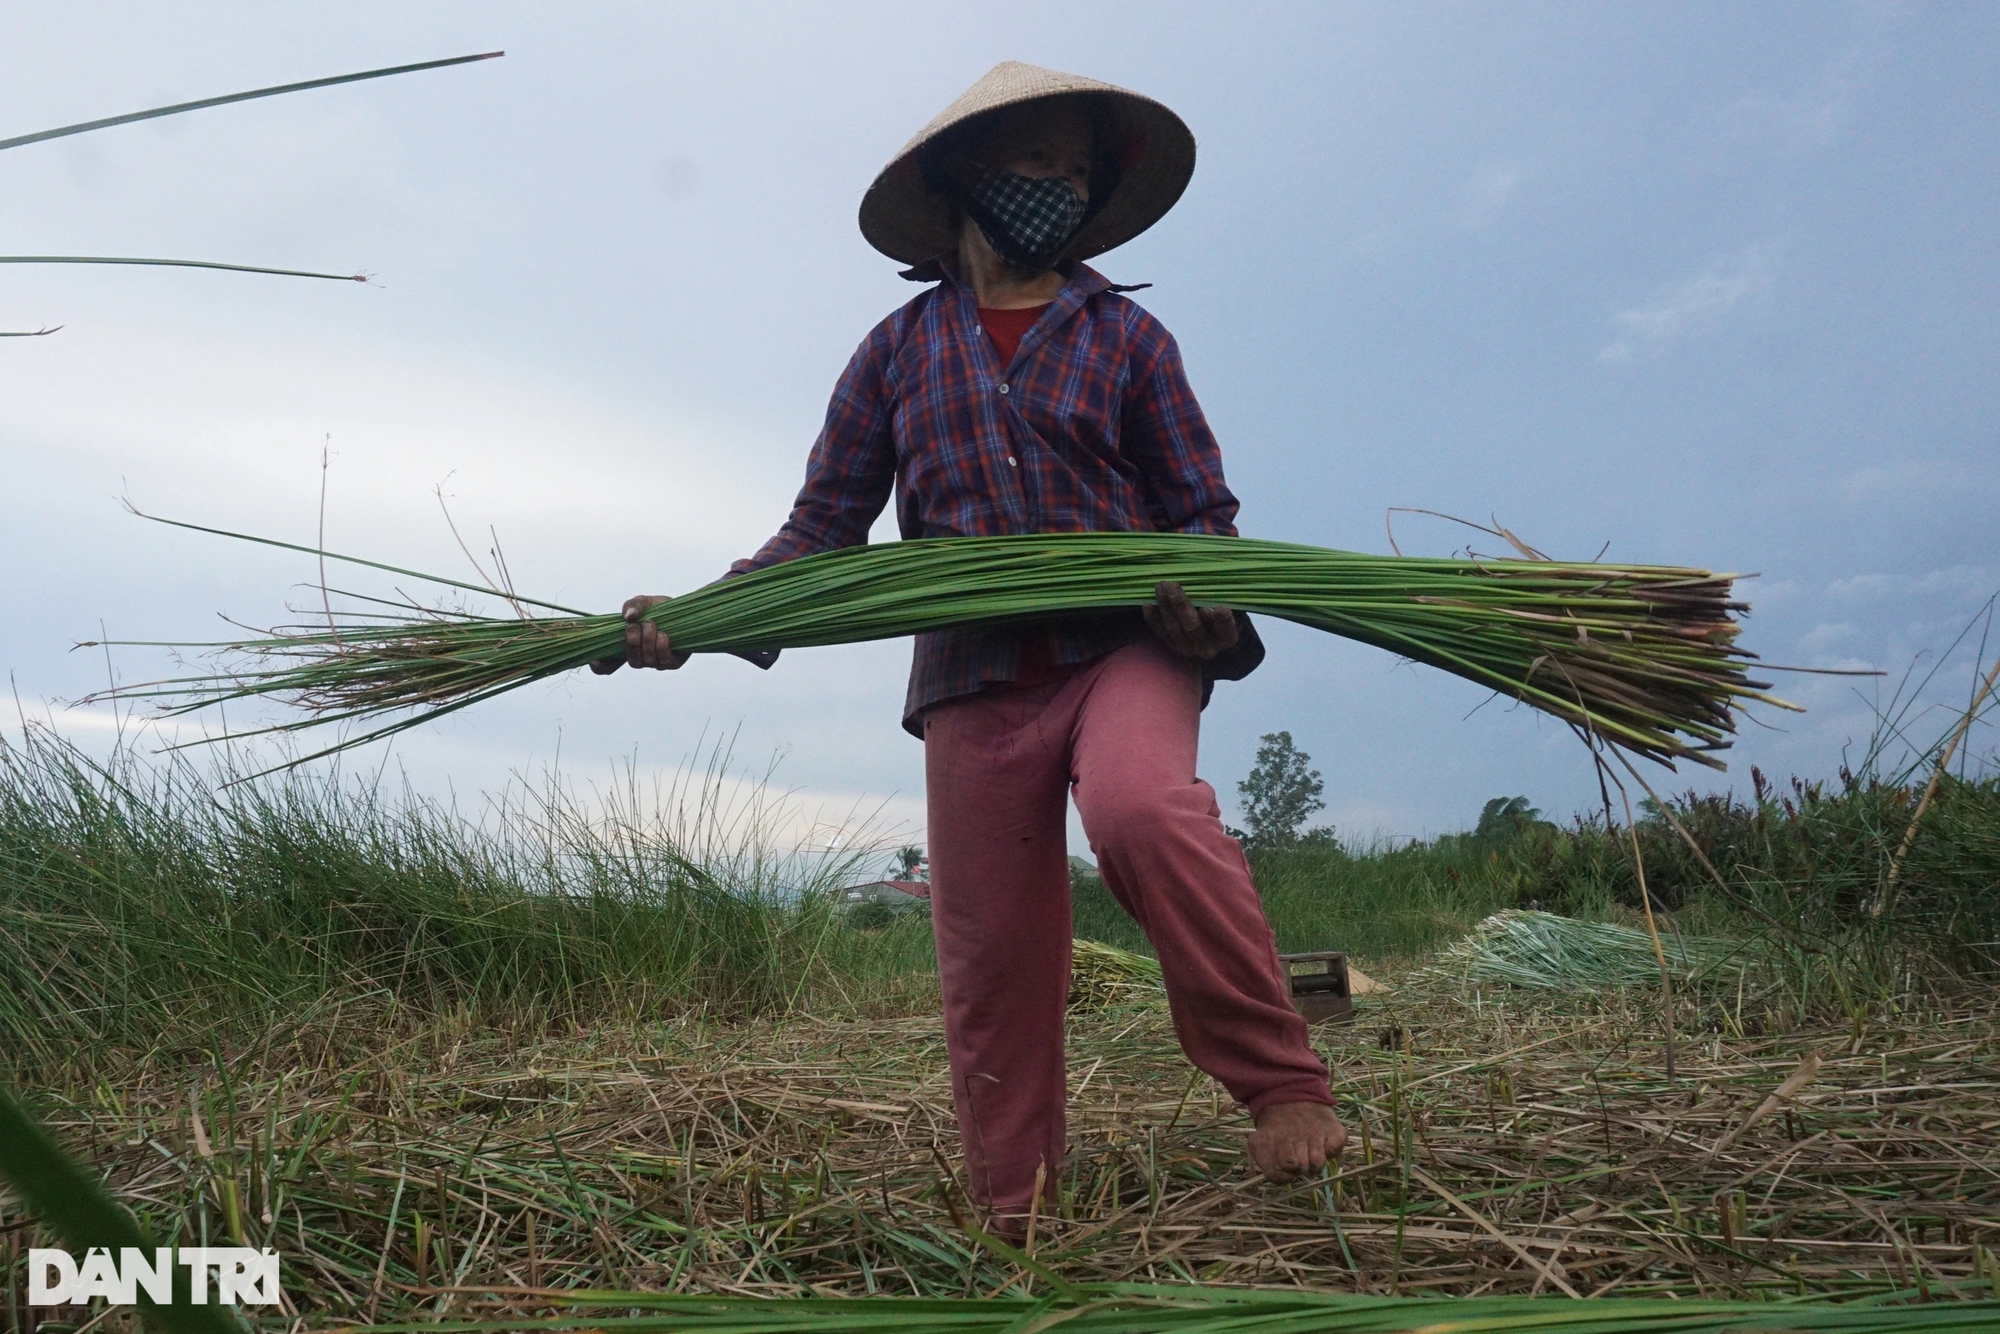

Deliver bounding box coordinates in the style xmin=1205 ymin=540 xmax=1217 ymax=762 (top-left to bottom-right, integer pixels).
xmin=858 ymin=61 xmax=1196 ymax=267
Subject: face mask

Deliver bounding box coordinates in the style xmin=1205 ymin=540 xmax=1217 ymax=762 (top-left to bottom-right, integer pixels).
xmin=967 ymin=169 xmax=1088 ymax=272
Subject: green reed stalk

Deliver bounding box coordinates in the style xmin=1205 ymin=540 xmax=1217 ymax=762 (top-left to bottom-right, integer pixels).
xmin=0 ymin=53 xmax=504 ymax=155
xmin=0 ymin=1086 xmax=238 ymax=1334
xmin=87 ymin=522 xmax=1793 ymax=773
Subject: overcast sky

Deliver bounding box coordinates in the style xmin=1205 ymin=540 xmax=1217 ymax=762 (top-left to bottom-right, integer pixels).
xmin=3 ymin=2 xmax=1995 ymax=858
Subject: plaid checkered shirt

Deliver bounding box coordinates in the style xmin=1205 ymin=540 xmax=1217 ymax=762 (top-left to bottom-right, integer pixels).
xmin=729 ymin=257 xmax=1262 ymax=736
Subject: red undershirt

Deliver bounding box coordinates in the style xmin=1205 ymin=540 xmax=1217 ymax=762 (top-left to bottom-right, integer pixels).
xmin=979 ymin=303 xmax=1076 ymax=687
xmin=979 ymin=303 xmax=1048 ymax=367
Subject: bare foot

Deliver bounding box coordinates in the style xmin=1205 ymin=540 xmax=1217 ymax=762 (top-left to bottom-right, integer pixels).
xmin=1248 ymin=1100 xmax=1347 ymax=1181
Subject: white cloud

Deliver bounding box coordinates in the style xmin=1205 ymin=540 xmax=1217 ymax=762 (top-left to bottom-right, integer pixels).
xmin=1715 ymin=5 xmax=1909 ymax=151
xmin=1826 ymin=566 xmax=2000 ymax=604
xmin=535 ymin=760 xmax=924 ymax=867
xmin=3 ymin=319 xmax=793 ymax=573
xmin=1597 ymin=247 xmax=1775 ymax=363
xmin=2 ymin=706 xmax=152 ymax=739
xmin=1749 ymin=578 xmax=1798 ymax=605
xmin=1796 ymin=622 xmax=1855 ymax=653
xmin=0 ymin=702 xmax=925 ymax=877
xmin=1835 ymin=459 xmax=2000 ymax=504
xmin=1826 ymin=573 xmax=1895 ymax=602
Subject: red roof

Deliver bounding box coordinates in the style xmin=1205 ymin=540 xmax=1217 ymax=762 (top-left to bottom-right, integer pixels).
xmin=844 ymin=878 xmax=932 ymax=900
xmin=844 ymin=880 xmax=936 ymax=904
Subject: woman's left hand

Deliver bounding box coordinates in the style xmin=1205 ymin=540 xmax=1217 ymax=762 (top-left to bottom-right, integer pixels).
xmin=1143 ymin=581 xmax=1239 ymax=660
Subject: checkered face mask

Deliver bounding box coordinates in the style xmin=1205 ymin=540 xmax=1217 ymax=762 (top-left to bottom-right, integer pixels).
xmin=969 ymin=169 xmax=1088 ymax=272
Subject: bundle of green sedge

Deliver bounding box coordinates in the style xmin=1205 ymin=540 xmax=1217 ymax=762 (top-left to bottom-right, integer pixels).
xmin=87 ymin=515 xmax=1793 ymax=771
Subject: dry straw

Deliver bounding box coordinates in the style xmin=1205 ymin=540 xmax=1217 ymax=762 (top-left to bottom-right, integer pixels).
xmin=9 ymin=994 xmax=2000 ymax=1329
xmin=1069 ymin=938 xmax=1166 ymax=1009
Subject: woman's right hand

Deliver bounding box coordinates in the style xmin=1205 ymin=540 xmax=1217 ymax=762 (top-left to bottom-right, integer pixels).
xmin=590 ymin=595 xmax=689 ymax=673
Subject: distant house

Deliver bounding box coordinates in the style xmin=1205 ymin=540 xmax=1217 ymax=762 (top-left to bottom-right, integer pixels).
xmin=841 ymin=879 xmax=932 ymax=913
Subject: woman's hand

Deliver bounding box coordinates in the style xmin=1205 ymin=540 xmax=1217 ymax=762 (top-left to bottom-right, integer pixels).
xmin=590 ymin=595 xmax=689 ymax=674
xmin=1143 ymin=581 xmax=1239 ymax=660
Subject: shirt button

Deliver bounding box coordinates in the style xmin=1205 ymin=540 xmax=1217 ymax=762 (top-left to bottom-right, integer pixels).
xmin=998 ymin=382 xmax=1010 ymax=396
xmin=1007 ymin=456 xmax=1018 ymax=467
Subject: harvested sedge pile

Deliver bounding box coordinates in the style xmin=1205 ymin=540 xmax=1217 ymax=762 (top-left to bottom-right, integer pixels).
xmin=1069 ymin=938 xmax=1166 ymax=1009
xmin=94 ymin=523 xmax=1789 ymax=768
xmin=11 ymin=1003 xmax=2000 ymax=1330
xmin=1418 ymin=910 xmax=1761 ymax=992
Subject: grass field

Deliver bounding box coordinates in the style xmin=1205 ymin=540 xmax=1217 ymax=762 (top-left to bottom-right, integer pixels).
xmin=0 ymin=727 xmax=939 ymax=1076
xmin=3 ymin=721 xmax=1998 ymax=1326
xmin=10 ymin=719 xmax=1994 ymax=1077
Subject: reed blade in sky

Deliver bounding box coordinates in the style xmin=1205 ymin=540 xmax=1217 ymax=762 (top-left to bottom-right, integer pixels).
xmin=2 ymin=52 xmax=503 ymax=329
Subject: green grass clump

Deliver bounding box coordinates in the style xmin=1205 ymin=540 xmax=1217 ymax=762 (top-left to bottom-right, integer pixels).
xmin=8 ymin=711 xmax=1994 ymax=1086
xmin=1074 ymin=770 xmax=2000 ymax=1010
xmin=0 ymin=726 xmax=936 ymax=1079
xmin=1071 ymin=837 xmax=1517 ymax=964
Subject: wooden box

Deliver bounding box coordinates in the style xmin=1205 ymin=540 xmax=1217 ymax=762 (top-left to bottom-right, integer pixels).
xmin=1280 ymin=950 xmax=1353 ymax=1025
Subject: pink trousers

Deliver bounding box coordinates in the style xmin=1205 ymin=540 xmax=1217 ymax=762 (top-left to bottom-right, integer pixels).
xmin=923 ymin=635 xmax=1334 ymax=1213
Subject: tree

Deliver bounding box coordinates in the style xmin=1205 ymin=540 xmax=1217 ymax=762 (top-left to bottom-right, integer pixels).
xmin=1236 ymin=731 xmax=1327 ymax=849
xmin=1474 ymin=796 xmax=1544 ymax=842
xmin=847 ymin=900 xmax=896 ymax=932
xmin=893 ymin=845 xmax=928 ymax=880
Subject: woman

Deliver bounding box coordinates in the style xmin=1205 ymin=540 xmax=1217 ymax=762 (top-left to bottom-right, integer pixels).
xmin=599 ymin=61 xmax=1344 ymax=1232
